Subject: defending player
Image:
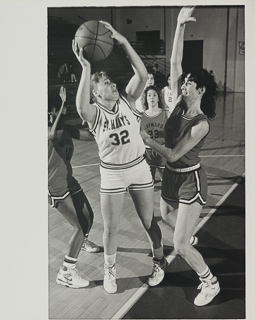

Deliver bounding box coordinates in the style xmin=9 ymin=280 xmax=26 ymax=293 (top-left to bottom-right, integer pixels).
xmin=48 ymin=86 xmax=99 ymax=288
xmin=140 ymin=7 xmax=220 ymax=306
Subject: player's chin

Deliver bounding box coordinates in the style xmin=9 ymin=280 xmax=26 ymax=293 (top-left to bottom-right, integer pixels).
xmin=112 ymin=92 xmax=119 ymax=100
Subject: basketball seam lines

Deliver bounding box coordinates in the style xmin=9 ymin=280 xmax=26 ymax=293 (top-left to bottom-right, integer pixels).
xmin=75 ymin=36 xmax=113 ymax=46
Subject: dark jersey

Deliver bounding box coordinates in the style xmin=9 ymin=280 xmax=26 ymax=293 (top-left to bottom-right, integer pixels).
xmin=140 ymin=108 xmax=169 ymax=146
xmin=164 ymin=101 xmax=209 ymax=168
xmin=48 ymin=126 xmax=80 ymax=196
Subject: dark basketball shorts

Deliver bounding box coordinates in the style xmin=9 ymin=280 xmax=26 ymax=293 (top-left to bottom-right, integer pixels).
xmin=144 ymin=147 xmax=166 ymax=169
xmin=48 ymin=178 xmax=81 ymax=208
xmin=161 ymin=164 xmax=207 ymax=206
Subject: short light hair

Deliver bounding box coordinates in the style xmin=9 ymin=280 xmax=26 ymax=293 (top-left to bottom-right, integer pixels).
xmin=90 ymin=71 xmax=109 ymax=102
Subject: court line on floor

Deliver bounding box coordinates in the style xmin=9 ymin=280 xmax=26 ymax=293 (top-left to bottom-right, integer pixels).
xmin=72 ymin=163 xmax=100 ymax=168
xmin=72 ymin=155 xmax=244 ymax=169
xmin=200 ymin=155 xmax=244 ymax=158
xmin=111 ymin=174 xmax=244 ymax=320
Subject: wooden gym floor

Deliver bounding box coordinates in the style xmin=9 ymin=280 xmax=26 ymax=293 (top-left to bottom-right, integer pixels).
xmin=48 ymin=92 xmax=246 ymax=319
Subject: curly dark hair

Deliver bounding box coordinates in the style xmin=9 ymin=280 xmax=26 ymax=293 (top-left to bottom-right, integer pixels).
xmin=143 ymin=85 xmax=164 ymax=110
xmin=181 ymin=69 xmax=218 ymax=120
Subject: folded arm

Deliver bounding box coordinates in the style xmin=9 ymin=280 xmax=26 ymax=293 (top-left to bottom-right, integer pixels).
xmin=140 ymin=120 xmax=209 ymax=163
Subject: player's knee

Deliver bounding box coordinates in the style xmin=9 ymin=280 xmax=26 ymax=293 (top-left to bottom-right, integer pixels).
xmin=173 ymin=238 xmax=189 ymax=257
xmin=72 ymin=224 xmax=83 ymax=235
xmin=104 ymin=225 xmax=119 ymax=237
xmin=142 ymin=218 xmax=152 ymax=230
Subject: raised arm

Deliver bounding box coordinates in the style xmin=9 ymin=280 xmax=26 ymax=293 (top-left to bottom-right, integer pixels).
xmin=171 ymin=6 xmax=196 ymax=105
xmin=100 ymin=20 xmax=148 ymax=107
xmin=72 ymin=40 xmax=97 ymax=124
xmin=48 ymin=86 xmax=67 ymax=140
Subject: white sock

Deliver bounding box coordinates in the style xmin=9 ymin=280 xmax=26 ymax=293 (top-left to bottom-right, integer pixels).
xmin=63 ymin=255 xmax=77 ymax=270
xmin=197 ymin=266 xmax=213 ymax=281
xmin=104 ymin=253 xmax=116 ymax=267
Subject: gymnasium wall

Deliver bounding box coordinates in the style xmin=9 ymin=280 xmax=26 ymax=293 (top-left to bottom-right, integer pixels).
xmin=48 ymin=5 xmax=245 ymax=93
xmin=116 ymin=6 xmax=245 ymax=93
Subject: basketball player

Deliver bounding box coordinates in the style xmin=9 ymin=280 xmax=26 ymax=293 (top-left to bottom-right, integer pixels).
xmin=72 ymin=20 xmax=166 ymax=294
xmin=48 ymin=86 xmax=99 ymax=288
xmin=140 ymin=7 xmax=220 ymax=306
xmin=161 ymin=74 xmax=174 ymax=113
xmin=140 ymin=85 xmax=170 ymax=181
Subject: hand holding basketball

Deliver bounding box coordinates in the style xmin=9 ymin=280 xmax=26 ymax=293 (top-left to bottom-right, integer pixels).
xmin=177 ymin=6 xmax=197 ymax=25
xmin=74 ymin=20 xmax=114 ymax=62
xmin=72 ymin=40 xmax=91 ymax=69
xmin=99 ymin=20 xmax=127 ymax=45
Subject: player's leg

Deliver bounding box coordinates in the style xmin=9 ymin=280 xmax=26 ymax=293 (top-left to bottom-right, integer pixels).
xmin=100 ymin=192 xmax=125 ymax=293
xmin=54 ymin=194 xmax=90 ymax=288
xmin=174 ymin=202 xmax=220 ymax=306
xmin=150 ymin=166 xmax=156 ymax=181
xmin=157 ymin=168 xmax=164 ymax=181
xmin=129 ymin=187 xmax=167 ymax=287
xmin=160 ymin=197 xmax=197 ymax=246
xmin=160 ymin=196 xmax=178 ymax=230
xmin=72 ymin=190 xmax=100 ymax=253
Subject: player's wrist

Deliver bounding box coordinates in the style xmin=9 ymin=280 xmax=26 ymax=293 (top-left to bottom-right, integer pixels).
xmin=120 ymin=37 xmax=128 ymax=46
xmin=144 ymin=137 xmax=151 ymax=145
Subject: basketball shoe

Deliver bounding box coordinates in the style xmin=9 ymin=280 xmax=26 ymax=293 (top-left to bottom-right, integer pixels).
xmin=148 ymin=256 xmax=167 ymax=287
xmin=194 ymin=276 xmax=220 ymax=306
xmin=104 ymin=264 xmax=117 ymax=294
xmin=81 ymin=237 xmax=100 ymax=253
xmin=56 ymin=267 xmax=89 ymax=288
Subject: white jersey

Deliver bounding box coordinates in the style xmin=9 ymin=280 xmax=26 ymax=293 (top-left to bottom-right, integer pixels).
xmin=89 ymin=95 xmax=145 ymax=165
xmin=162 ymin=86 xmax=174 ymax=113
xmin=135 ymin=94 xmax=145 ymax=113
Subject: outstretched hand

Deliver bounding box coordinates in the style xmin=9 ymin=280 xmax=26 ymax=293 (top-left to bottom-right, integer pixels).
xmin=59 ymin=86 xmax=66 ymax=103
xmin=72 ymin=39 xmax=90 ymax=68
xmin=99 ymin=20 xmax=126 ymax=45
xmin=177 ymin=6 xmax=197 ymax=26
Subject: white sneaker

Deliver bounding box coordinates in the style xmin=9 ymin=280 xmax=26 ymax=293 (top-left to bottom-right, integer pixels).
xmin=194 ymin=276 xmax=220 ymax=306
xmin=148 ymin=257 xmax=167 ymax=287
xmin=81 ymin=238 xmax=100 ymax=253
xmin=190 ymin=236 xmax=198 ymax=246
xmin=104 ymin=264 xmax=117 ymax=294
xmin=56 ymin=267 xmax=89 ymax=288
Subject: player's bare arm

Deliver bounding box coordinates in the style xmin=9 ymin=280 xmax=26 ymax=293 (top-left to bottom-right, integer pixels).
xmin=100 ymin=20 xmax=147 ymax=107
xmin=171 ymin=6 xmax=196 ymax=105
xmin=72 ymin=39 xmax=97 ymax=124
xmin=141 ymin=120 xmax=209 ymax=162
xmin=48 ymin=86 xmax=67 ymax=140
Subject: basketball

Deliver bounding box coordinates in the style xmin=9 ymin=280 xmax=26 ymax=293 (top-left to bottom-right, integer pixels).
xmin=75 ymin=20 xmax=114 ymax=62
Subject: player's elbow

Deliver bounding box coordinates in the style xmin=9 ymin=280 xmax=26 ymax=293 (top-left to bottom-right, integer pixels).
xmin=76 ymin=102 xmax=87 ymax=119
xmin=166 ymin=151 xmax=179 ymax=163
xmin=138 ymin=73 xmax=148 ymax=86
